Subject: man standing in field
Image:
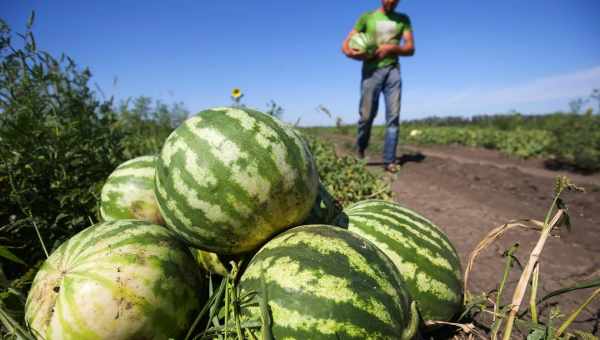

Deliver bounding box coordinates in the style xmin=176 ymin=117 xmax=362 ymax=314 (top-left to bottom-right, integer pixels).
xmin=342 ymin=0 xmax=415 ymax=173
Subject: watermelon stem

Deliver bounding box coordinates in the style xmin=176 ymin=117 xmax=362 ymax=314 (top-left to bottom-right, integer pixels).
xmin=185 ymin=275 xmax=227 ymax=340
xmin=0 ymin=303 xmax=36 ymax=340
xmin=32 ymin=221 xmax=48 ymax=259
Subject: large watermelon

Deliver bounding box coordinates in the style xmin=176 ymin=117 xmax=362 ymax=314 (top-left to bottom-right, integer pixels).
xmin=155 ymin=107 xmax=319 ymax=254
xmin=100 ymin=155 xmax=164 ymax=225
xmin=238 ymin=225 xmax=419 ymax=340
xmin=25 ymin=220 xmax=205 ymax=340
xmin=338 ymin=200 xmax=463 ymax=322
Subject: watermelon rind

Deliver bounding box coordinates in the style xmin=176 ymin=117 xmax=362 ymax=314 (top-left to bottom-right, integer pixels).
xmin=154 ymin=107 xmax=319 ymax=254
xmin=338 ymin=199 xmax=463 ymax=323
xmin=24 ymin=220 xmax=205 ymax=340
xmin=238 ymin=224 xmax=419 ymax=340
xmin=349 ymin=32 xmax=376 ymax=56
xmin=100 ymin=155 xmax=164 ymax=225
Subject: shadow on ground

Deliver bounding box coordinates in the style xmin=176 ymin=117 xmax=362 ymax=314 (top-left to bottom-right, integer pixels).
xmin=366 ymin=152 xmax=426 ymax=166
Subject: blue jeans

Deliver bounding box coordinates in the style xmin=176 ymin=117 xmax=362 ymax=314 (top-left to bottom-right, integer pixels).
xmin=356 ymin=64 xmax=402 ymax=165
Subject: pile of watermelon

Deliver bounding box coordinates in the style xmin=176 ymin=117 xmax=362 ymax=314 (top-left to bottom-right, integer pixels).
xmin=25 ymin=107 xmax=463 ymax=339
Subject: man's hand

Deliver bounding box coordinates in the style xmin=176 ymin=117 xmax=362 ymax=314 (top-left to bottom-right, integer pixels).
xmin=346 ymin=48 xmax=370 ymax=61
xmin=374 ymin=30 xmax=416 ymax=59
xmin=374 ymin=44 xmax=397 ymax=59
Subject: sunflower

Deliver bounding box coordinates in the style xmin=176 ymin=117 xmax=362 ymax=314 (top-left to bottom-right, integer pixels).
xmin=231 ymin=88 xmax=243 ymax=99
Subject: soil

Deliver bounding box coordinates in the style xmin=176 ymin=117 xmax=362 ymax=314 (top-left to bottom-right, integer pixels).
xmin=321 ymin=133 xmax=600 ymax=336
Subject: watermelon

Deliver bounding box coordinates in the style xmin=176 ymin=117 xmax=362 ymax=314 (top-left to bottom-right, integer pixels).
xmin=25 ymin=220 xmax=205 ymax=340
xmin=338 ymin=200 xmax=463 ymax=322
xmin=238 ymin=225 xmax=419 ymax=340
xmin=155 ymin=107 xmax=319 ymax=254
xmin=349 ymin=32 xmax=376 ymax=56
xmin=100 ymin=155 xmax=164 ymax=225
xmin=302 ymin=182 xmax=343 ymax=225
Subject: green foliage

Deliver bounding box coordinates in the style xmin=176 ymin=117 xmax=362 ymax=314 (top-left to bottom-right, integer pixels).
xmin=0 ymin=17 xmax=126 ymax=281
xmin=382 ymin=112 xmax=600 ymax=171
xmin=114 ymin=96 xmax=189 ymax=157
xmin=305 ymin=136 xmax=393 ymax=206
xmin=544 ymin=114 xmax=600 ymax=172
xmin=400 ymin=127 xmax=555 ymax=159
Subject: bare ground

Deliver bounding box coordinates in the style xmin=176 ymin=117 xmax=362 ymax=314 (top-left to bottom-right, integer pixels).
xmin=323 ymin=134 xmax=600 ymax=336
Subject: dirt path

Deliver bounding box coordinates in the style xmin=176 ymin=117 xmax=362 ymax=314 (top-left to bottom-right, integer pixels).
xmin=323 ymin=134 xmax=600 ymax=335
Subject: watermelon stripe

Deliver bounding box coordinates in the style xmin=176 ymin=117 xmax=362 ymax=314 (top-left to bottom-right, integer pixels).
xmin=155 ymin=107 xmax=318 ymax=254
xmin=69 ymin=221 xmax=158 ymax=263
xmin=381 ymin=208 xmax=456 ymax=252
xmin=100 ymin=156 xmax=161 ymax=223
xmin=239 ymin=225 xmax=415 ymax=340
xmin=259 ymin=230 xmax=401 ymax=299
xmin=362 ymin=207 xmax=462 ymax=278
xmin=60 ymin=276 xmax=97 ymax=339
xmin=265 ymin=301 xmax=386 ymax=339
xmin=349 ymin=214 xmax=458 ymax=274
xmin=242 ymin=254 xmax=394 ymax=325
xmin=347 ymin=201 xmax=456 ymax=254
xmin=25 ymin=221 xmax=204 ymax=339
xmin=350 ymin=211 xmax=453 ymax=259
xmin=243 ymin=283 xmax=397 ymax=336
xmin=347 ymin=216 xmax=460 ymax=303
xmin=343 ymin=200 xmax=463 ymax=322
xmin=169 ymin=119 xmax=269 ymax=223
xmin=154 ymin=173 xmax=188 ymax=234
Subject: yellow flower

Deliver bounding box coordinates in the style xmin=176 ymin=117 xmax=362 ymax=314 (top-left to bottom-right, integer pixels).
xmin=231 ymin=88 xmax=242 ymax=99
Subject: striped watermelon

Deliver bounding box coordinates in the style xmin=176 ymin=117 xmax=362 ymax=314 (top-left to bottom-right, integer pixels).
xmin=239 ymin=225 xmax=419 ymax=340
xmin=302 ymin=182 xmax=343 ymax=225
xmin=338 ymin=200 xmax=463 ymax=322
xmin=25 ymin=220 xmax=205 ymax=340
xmin=349 ymin=32 xmax=376 ymax=56
xmin=155 ymin=107 xmax=319 ymax=254
xmin=100 ymin=155 xmax=164 ymax=225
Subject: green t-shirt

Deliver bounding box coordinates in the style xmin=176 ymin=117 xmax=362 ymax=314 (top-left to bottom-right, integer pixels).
xmin=354 ymin=10 xmax=412 ymax=71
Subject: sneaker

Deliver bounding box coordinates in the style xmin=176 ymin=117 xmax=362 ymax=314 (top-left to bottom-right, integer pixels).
xmin=384 ymin=163 xmax=400 ymax=173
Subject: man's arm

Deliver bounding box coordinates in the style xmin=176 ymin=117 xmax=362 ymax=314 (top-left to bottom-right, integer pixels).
xmin=341 ymin=29 xmax=370 ymax=61
xmin=374 ymin=29 xmax=415 ymax=59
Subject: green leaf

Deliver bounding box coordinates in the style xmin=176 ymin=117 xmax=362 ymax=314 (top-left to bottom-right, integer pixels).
xmin=0 ymin=246 xmax=26 ymax=265
xmin=527 ymin=328 xmax=547 ymax=340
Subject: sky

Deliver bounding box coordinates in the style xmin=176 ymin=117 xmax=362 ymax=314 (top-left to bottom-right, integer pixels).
xmin=2 ymin=0 xmax=600 ymax=126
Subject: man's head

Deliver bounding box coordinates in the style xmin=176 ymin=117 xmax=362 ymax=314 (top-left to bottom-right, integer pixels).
xmin=381 ymin=0 xmax=399 ymax=13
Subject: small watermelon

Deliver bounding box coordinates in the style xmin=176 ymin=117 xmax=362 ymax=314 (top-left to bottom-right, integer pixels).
xmin=338 ymin=200 xmax=463 ymax=322
xmin=100 ymin=155 xmax=164 ymax=225
xmin=25 ymin=220 xmax=205 ymax=340
xmin=238 ymin=224 xmax=419 ymax=339
xmin=154 ymin=107 xmax=319 ymax=254
xmin=349 ymin=32 xmax=376 ymax=56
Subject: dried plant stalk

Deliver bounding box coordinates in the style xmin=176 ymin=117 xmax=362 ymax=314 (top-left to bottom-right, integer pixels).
xmin=463 ymin=219 xmax=543 ymax=300
xmin=501 ymin=209 xmax=564 ymax=340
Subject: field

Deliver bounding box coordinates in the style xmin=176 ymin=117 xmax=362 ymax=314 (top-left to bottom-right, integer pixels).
xmin=2 ymin=18 xmax=600 ymax=339
xmin=305 ymin=126 xmax=600 ymax=336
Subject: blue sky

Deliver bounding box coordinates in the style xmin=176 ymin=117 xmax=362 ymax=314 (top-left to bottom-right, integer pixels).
xmin=2 ymin=0 xmax=600 ymax=126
